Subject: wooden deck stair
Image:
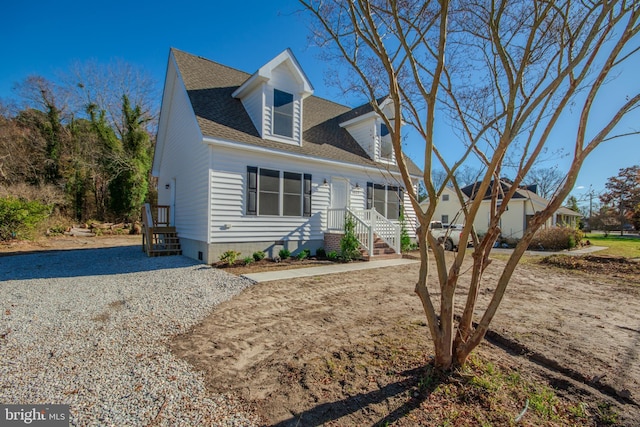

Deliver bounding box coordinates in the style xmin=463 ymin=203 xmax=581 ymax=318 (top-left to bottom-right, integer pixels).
xmin=146 ymin=226 xmax=182 ymax=256
xmin=142 ymin=204 xmax=182 ymax=257
xmin=361 ymin=235 xmax=402 ymax=261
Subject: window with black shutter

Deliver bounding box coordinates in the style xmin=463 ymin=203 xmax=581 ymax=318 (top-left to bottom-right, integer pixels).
xmin=246 ymin=166 xmax=257 ymax=215
xmin=246 ymin=166 xmax=311 ymax=217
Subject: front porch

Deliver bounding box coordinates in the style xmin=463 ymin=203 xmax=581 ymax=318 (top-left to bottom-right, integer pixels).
xmin=325 ymin=208 xmax=402 ymax=259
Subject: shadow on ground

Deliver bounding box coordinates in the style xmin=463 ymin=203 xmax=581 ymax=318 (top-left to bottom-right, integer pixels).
xmin=0 ymin=245 xmax=199 ymax=281
xmin=271 ymin=366 xmax=437 ymax=427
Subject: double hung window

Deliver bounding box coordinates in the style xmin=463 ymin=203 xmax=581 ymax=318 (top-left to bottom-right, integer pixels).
xmin=247 ymin=166 xmax=311 ymax=217
xmin=367 ymin=183 xmax=403 ymax=220
xmin=273 ymin=89 xmax=294 ymax=138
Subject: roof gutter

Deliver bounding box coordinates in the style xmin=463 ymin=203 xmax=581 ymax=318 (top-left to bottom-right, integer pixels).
xmin=202 ymin=135 xmax=421 ymax=181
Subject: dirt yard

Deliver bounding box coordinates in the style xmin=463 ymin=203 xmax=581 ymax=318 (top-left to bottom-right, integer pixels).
xmin=0 ymin=234 xmax=141 ymax=256
xmin=172 ymin=253 xmax=640 ymax=426
xmin=6 ymin=236 xmax=638 ymax=424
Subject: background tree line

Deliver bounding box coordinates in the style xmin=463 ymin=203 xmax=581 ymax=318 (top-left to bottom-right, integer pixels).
xmin=0 ymin=60 xmax=157 ymax=225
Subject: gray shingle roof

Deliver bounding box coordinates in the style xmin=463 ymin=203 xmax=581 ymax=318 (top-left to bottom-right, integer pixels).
xmin=171 ymin=49 xmax=422 ymax=176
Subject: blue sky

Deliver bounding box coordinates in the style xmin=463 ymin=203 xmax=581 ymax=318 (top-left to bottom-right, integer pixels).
xmin=2 ymin=1 xmax=638 ymax=204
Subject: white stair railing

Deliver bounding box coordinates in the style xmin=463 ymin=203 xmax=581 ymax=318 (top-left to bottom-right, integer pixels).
xmin=326 ymin=208 xmax=401 ymax=255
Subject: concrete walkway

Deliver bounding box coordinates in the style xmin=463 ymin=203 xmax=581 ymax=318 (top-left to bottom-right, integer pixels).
xmin=241 ymin=258 xmax=419 ymax=283
xmin=241 ymin=245 xmax=609 ymax=283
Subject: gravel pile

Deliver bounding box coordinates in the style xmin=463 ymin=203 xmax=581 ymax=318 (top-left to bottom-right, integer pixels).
xmin=0 ymin=246 xmax=260 ymax=426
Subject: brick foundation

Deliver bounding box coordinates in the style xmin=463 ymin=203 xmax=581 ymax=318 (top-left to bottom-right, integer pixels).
xmin=324 ymin=232 xmax=344 ymax=253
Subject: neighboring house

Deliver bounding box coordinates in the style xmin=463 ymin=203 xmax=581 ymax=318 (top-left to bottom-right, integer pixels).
xmin=420 ymin=180 xmax=581 ymax=239
xmin=152 ymin=48 xmax=422 ymax=263
xmin=419 ymin=186 xmax=467 ymax=226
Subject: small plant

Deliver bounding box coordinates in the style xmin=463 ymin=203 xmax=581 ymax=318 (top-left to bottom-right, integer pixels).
xmin=529 ymin=385 xmax=559 ymax=420
xmin=568 ymin=402 xmax=588 ymax=419
xmin=316 ymin=248 xmax=326 ymax=258
xmin=252 ymin=251 xmax=266 ymax=261
xmin=399 ymin=207 xmax=412 ymax=252
xmin=596 ymin=402 xmax=619 ymax=425
xmin=219 ymin=250 xmax=241 ymax=265
xmin=296 ymin=249 xmax=311 ymax=260
xmin=340 ymin=214 xmax=361 ymax=262
xmin=243 ymin=256 xmax=254 ymax=265
xmin=327 ymin=250 xmax=339 ymax=261
xmin=279 ymin=248 xmax=291 ymax=259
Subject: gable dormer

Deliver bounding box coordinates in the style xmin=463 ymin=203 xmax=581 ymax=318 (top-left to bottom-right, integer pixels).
xmin=232 ymin=49 xmax=313 ymax=146
xmin=339 ymin=98 xmax=397 ymax=164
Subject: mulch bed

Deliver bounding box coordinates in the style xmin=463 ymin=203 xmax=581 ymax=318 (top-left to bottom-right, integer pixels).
xmin=540 ymin=254 xmax=640 ymax=283
xmin=211 ymin=257 xmax=341 ymax=275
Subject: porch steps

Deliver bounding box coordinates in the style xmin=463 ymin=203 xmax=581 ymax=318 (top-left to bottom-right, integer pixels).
xmin=147 ymin=227 xmax=182 ymax=257
xmin=361 ymin=236 xmax=402 ymax=261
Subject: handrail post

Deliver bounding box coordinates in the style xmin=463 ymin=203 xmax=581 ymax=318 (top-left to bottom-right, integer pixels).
xmin=369 ymin=208 xmax=375 ymax=256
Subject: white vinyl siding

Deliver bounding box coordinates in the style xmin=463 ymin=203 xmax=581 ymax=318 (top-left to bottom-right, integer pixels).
xmin=155 ymin=59 xmax=209 ymax=241
xmin=239 ymin=85 xmax=265 ymax=136
xmin=342 ymin=120 xmax=376 ymax=160
xmin=208 ymin=145 xmax=417 ymax=244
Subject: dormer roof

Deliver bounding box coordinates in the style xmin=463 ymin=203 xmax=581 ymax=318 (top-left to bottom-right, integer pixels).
xmin=232 ymin=48 xmax=314 ymax=100
xmin=167 ymin=48 xmax=422 ymax=176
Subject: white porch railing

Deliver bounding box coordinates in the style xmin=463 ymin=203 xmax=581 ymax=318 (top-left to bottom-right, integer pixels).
xmin=326 ymin=208 xmax=401 ymax=256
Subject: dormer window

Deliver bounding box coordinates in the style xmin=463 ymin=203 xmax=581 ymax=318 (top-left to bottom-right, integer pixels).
xmin=273 ymin=89 xmax=294 ymax=138
xmin=232 ymin=49 xmax=313 ymax=146
xmin=380 ymin=123 xmax=393 ymax=160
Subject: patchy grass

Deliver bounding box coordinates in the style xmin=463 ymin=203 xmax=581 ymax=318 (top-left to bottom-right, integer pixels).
xmin=295 ymin=322 xmax=610 ymax=426
xmin=584 ymin=234 xmax=640 ymax=258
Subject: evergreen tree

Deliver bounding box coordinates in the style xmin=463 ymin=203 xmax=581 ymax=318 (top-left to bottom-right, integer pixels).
xmin=107 ymin=96 xmax=152 ymax=222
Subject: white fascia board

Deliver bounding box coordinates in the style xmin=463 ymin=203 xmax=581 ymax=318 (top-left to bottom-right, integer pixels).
xmin=338 ymin=111 xmax=378 ymax=128
xmin=202 ymin=135 xmax=420 ymax=181
xmin=232 ymin=74 xmax=269 ymax=99
xmin=152 ymin=52 xmax=178 ymax=177
xmin=233 ymin=49 xmax=314 ymax=99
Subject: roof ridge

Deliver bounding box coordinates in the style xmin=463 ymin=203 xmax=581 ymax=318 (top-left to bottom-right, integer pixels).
xmin=171 ymin=48 xmax=357 ymax=110
xmin=170 ymin=47 xmax=251 ymax=79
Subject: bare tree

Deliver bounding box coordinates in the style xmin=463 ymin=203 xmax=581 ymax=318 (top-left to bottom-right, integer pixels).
xmin=523 ymin=166 xmax=567 ymax=199
xmin=301 ymin=0 xmax=640 ymax=369
xmin=60 ymin=59 xmax=159 ymax=137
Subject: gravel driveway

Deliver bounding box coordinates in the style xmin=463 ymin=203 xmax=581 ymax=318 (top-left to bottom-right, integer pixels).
xmin=0 ymin=246 xmax=259 ymax=426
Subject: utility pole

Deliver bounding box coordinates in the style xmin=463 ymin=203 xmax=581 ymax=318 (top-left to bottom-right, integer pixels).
xmin=589 ymin=185 xmax=593 ymax=220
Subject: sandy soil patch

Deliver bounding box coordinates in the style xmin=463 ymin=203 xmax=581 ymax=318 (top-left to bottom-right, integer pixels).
xmin=0 ymin=234 xmax=141 ymax=256
xmin=172 ymin=254 xmax=640 ymax=425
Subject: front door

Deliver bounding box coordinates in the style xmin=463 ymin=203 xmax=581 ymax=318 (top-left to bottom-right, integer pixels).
xmin=331 ymin=178 xmax=349 ymax=210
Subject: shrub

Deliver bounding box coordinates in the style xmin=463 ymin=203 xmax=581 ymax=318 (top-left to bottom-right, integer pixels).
xmin=528 ymin=227 xmax=583 ymax=251
xmin=279 ymin=248 xmax=291 ymax=259
xmin=252 ymin=251 xmax=266 ymax=261
xmin=327 ymin=250 xmax=339 ymax=261
xmin=399 ymin=208 xmax=412 ymax=252
xmin=296 ymin=249 xmax=311 ymax=260
xmin=316 ymin=248 xmax=326 ymax=258
xmin=243 ymin=256 xmax=254 ymax=265
xmin=0 ymin=197 xmax=51 ymax=241
xmin=340 ymin=214 xmax=361 ymax=261
xmin=219 ymin=250 xmax=241 ymax=265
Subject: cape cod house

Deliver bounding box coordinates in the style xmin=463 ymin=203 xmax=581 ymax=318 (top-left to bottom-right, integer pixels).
xmin=149 ymin=48 xmax=422 ymax=263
